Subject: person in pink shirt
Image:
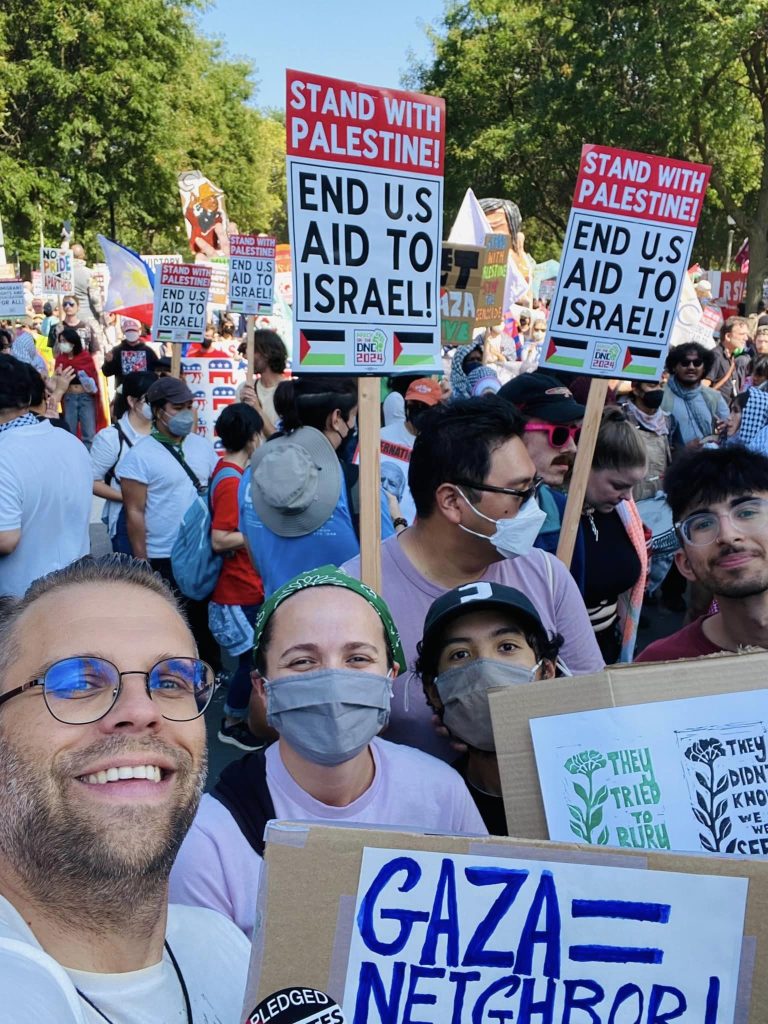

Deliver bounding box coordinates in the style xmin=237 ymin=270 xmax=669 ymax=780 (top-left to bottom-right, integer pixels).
xmin=169 ymin=566 xmax=487 ymax=937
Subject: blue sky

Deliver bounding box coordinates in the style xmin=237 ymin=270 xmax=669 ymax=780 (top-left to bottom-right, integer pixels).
xmin=197 ymin=0 xmax=447 ymax=111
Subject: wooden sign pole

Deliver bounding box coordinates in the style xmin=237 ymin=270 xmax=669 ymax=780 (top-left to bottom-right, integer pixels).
xmin=555 ymin=378 xmax=608 ymax=570
xmin=171 ymin=345 xmax=181 ymax=379
xmin=246 ymin=315 xmax=255 ymax=381
xmin=357 ymin=376 xmax=382 ymax=593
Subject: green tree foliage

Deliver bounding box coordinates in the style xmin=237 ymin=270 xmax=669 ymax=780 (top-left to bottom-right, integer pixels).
xmin=411 ymin=1 xmax=768 ymax=306
xmin=0 ymin=0 xmax=286 ymax=266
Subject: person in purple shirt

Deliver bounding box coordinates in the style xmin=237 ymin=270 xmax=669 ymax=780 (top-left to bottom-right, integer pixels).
xmin=343 ymin=397 xmax=603 ymax=760
xmin=169 ymin=566 xmax=486 ymax=937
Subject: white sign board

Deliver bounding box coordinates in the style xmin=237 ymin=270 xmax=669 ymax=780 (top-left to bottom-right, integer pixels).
xmin=343 ymin=845 xmax=746 ymax=1023
xmin=229 ymin=235 xmax=276 ymax=314
xmin=286 ymin=69 xmax=444 ymax=374
xmin=541 ymin=145 xmax=711 ymax=380
xmin=181 ymin=355 xmax=247 ymax=444
xmin=531 ymin=688 xmax=768 ymax=857
xmin=0 ymin=279 xmax=27 ymax=318
xmin=41 ymin=247 xmax=73 ymax=294
xmin=151 ymin=263 xmax=211 ymax=343
xmin=141 ymin=253 xmax=183 ymax=275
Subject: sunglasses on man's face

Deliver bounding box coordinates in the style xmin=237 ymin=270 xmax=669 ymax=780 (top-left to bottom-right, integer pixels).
xmin=680 ymin=358 xmax=703 ymax=368
xmin=62 ymin=301 xmax=76 ymax=308
xmin=524 ymin=423 xmax=581 ymax=449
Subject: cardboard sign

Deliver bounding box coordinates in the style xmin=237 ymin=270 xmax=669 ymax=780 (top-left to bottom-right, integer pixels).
xmin=490 ymin=649 xmax=768 ymax=848
xmin=475 ymin=233 xmax=511 ymax=329
xmin=541 ymin=145 xmax=711 ymax=380
xmin=141 ymin=253 xmax=183 ymax=274
xmin=229 ymin=235 xmax=277 ymax=314
xmin=151 ymin=263 xmax=211 ymax=343
xmin=286 ymin=69 xmax=444 ymax=374
xmin=178 ymin=170 xmax=228 ymax=256
xmin=0 ymin=263 xmax=16 ymax=281
xmin=0 ymin=279 xmax=27 ymax=318
xmin=181 ymin=355 xmax=246 ymax=442
xmin=440 ymin=242 xmax=483 ymax=345
xmin=41 ymin=247 xmax=73 ymax=293
xmin=200 ymin=258 xmax=229 ymax=309
xmin=532 ymin=688 xmax=768 ymax=856
xmin=244 ymin=822 xmax=768 ymax=1023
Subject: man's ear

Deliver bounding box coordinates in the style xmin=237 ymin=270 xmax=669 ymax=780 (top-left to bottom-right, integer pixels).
xmin=674 ymin=547 xmax=697 ymax=583
xmin=435 ymin=482 xmax=463 ymax=524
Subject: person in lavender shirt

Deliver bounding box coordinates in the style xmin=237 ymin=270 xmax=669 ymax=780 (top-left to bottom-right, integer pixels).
xmin=169 ymin=566 xmax=486 ymax=938
xmin=342 ymin=397 xmax=603 ymax=760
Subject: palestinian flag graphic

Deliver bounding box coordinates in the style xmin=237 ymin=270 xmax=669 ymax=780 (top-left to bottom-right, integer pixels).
xmin=298 ymin=328 xmax=346 ymax=367
xmin=393 ymin=331 xmax=437 ymax=368
xmin=542 ymin=335 xmax=588 ymax=370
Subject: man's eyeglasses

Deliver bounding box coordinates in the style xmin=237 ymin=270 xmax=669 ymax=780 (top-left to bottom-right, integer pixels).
xmin=0 ymin=656 xmax=215 ymax=724
xmin=453 ymin=477 xmax=541 ymax=503
xmin=680 ymin=358 xmax=703 ymax=368
xmin=676 ymin=498 xmax=768 ymax=546
xmin=524 ymin=423 xmax=581 ymax=449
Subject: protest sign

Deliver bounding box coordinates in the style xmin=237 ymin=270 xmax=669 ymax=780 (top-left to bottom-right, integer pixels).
xmin=275 ymin=243 xmax=293 ymax=305
xmin=151 ymin=262 xmax=211 ymax=343
xmin=244 ymin=822 xmax=768 ymax=1023
xmin=474 ymin=233 xmax=510 ymax=329
xmin=490 ymin=649 xmax=768 ymax=849
xmin=0 ymin=263 xmax=16 ymax=281
xmin=532 ymin=689 xmax=768 ymax=856
xmin=141 ymin=253 xmax=183 ymax=274
xmin=31 ymin=271 xmax=42 ymax=297
xmin=541 ymin=145 xmax=711 ymax=381
xmin=200 ymin=258 xmax=229 ymax=309
xmin=181 ymin=355 xmax=246 ymax=444
xmin=440 ymin=242 xmax=483 ymax=345
xmin=709 ymin=270 xmax=748 ymax=320
xmin=0 ymin=279 xmax=27 ymax=318
xmin=286 ymin=69 xmax=444 ymax=374
xmin=178 ymin=170 xmax=228 ymax=256
xmin=41 ymin=246 xmax=73 ymax=294
xmin=229 ymin=235 xmax=276 ymax=314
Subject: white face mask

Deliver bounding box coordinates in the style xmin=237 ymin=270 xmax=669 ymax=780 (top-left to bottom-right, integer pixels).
xmin=58 ymin=342 xmax=73 ymax=354
xmin=137 ymin=401 xmax=152 ymax=421
xmin=124 ymin=330 xmax=140 ymax=343
xmin=457 ymin=490 xmax=546 ymax=559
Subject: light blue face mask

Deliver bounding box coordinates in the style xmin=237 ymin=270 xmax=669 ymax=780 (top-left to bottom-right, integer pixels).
xmin=264 ymin=668 xmax=393 ymax=766
xmin=166 ymin=409 xmax=195 ymax=437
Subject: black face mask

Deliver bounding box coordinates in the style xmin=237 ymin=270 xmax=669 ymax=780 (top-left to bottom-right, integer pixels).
xmin=336 ymin=422 xmax=358 ymax=463
xmin=642 ymin=389 xmax=664 ymax=410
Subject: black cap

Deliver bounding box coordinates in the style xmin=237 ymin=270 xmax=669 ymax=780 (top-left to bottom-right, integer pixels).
xmin=146 ymin=376 xmax=193 ymax=404
xmin=420 ymin=582 xmax=545 ymax=670
xmin=498 ymin=371 xmax=585 ymax=424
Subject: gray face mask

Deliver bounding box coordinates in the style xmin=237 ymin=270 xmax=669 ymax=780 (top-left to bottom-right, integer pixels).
xmin=264 ymin=668 xmax=393 ymax=766
xmin=435 ymin=658 xmax=542 ymax=752
xmin=165 ymin=410 xmax=195 ymax=437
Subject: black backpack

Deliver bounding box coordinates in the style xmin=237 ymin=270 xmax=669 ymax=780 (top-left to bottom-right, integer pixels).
xmin=211 ymin=750 xmax=276 ymax=856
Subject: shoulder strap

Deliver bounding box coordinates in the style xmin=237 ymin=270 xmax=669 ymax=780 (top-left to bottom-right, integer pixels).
xmin=340 ymin=460 xmax=360 ymax=540
xmin=211 ymin=750 xmax=276 ymax=856
xmin=157 ymin=438 xmax=204 ymax=493
xmin=104 ymin=422 xmax=134 ymax=487
xmin=208 ymin=465 xmax=242 ymax=511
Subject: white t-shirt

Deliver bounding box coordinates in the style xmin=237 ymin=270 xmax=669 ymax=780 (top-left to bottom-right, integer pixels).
xmin=378 ymin=420 xmax=416 ymax=523
xmin=0 ymin=420 xmax=91 ymax=598
xmin=0 ymin=894 xmax=250 ymax=1023
xmin=118 ymin=434 xmax=217 ymax=558
xmin=169 ymin=736 xmax=487 ymax=937
xmin=90 ymin=414 xmax=146 ymax=536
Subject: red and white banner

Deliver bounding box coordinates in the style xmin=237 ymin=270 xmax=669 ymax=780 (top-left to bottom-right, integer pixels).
xmin=541 ymin=145 xmax=711 ymax=380
xmin=286 ymin=69 xmax=444 ymax=374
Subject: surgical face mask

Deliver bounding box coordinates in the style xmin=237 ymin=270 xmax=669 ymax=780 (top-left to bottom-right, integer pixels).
xmin=165 ymin=409 xmax=195 ymax=437
xmin=264 ymin=668 xmax=393 ymax=766
xmin=137 ymin=400 xmax=153 ymax=421
xmin=124 ymin=330 xmax=140 ymax=344
xmin=59 ymin=342 xmax=73 ymax=354
xmin=642 ymin=389 xmax=664 ymax=410
xmin=457 ymin=490 xmax=546 ymax=559
xmin=435 ymin=658 xmax=542 ymax=751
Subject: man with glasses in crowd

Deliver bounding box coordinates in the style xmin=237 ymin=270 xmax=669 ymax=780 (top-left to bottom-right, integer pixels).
xmin=342 ymin=397 xmax=602 ymax=760
xmin=661 ymin=342 xmax=729 ymax=454
xmin=637 ymin=447 xmax=768 ymax=662
xmin=0 ymin=556 xmax=249 ymax=1021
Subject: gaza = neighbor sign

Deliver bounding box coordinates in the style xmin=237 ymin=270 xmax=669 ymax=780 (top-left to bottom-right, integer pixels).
xmin=342 ymin=846 xmax=746 ymax=1024
xmin=541 ymin=145 xmax=711 ymax=381
xmin=286 ymin=69 xmax=444 ymax=374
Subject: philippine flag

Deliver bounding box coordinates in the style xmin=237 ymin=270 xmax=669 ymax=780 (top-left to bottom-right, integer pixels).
xmin=97 ymin=235 xmax=155 ymax=327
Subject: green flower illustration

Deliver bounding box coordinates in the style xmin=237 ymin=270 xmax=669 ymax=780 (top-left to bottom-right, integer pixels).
xmin=564 ymin=749 xmax=609 ymax=845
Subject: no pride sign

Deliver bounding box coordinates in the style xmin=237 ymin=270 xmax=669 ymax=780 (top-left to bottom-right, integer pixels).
xmin=287 ymin=69 xmax=444 ymax=374
xmin=541 ymin=145 xmax=711 ymax=380
xmin=229 ymin=234 xmax=276 ymax=315
xmin=151 ymin=263 xmax=211 ymax=343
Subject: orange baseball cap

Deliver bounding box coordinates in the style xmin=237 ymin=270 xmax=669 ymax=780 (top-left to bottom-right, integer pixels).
xmin=404 ymin=378 xmax=442 ymax=406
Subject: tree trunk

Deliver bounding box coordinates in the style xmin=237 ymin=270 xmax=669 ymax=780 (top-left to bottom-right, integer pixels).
xmin=748 ymin=223 xmax=768 ymax=312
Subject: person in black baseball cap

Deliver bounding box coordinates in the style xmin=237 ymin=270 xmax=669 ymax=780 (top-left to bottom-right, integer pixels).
xmin=498 ymin=371 xmax=585 ymax=489
xmin=416 ymin=581 xmax=563 ymax=834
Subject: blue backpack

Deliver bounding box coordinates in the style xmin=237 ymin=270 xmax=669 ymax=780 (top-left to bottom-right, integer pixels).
xmin=170 ymin=460 xmax=240 ymax=601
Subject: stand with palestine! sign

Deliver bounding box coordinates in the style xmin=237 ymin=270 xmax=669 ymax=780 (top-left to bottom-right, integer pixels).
xmin=541 ymin=145 xmax=711 ymax=381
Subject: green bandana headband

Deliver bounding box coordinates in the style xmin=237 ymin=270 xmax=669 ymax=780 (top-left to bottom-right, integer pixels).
xmin=253 ymin=565 xmax=406 ymax=674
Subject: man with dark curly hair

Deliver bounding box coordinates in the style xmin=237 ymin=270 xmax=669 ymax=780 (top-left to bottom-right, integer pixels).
xmin=662 ymin=341 xmax=729 ymax=453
